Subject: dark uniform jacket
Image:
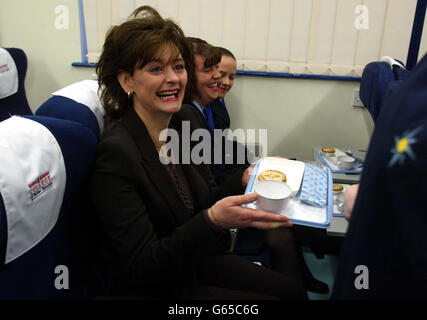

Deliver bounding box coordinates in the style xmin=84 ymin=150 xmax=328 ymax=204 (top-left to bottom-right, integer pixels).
xmin=332 ymin=54 xmax=427 ymax=299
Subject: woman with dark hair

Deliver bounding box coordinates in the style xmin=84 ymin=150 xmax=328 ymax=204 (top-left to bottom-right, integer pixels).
xmin=90 ymin=6 xmax=307 ymax=299
xmin=180 ymin=38 xmax=249 ymax=184
xmin=211 ymin=46 xmax=235 ymax=131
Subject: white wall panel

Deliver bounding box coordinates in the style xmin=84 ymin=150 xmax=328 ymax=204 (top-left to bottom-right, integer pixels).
xmin=381 ymin=0 xmax=417 ymax=60
xmin=307 ymin=0 xmax=337 ymax=74
xmin=222 ymin=0 xmax=246 ymax=61
xmin=83 ymin=0 xmax=420 ymax=75
xmin=355 ymin=0 xmax=388 ymax=68
xmin=268 ymin=0 xmax=293 ymax=62
xmin=179 ymin=0 xmax=201 ymax=37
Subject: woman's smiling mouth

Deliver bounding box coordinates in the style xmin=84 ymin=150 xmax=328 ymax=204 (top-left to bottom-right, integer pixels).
xmin=207 ymin=82 xmax=218 ymax=91
xmin=157 ymin=89 xmax=180 ymax=101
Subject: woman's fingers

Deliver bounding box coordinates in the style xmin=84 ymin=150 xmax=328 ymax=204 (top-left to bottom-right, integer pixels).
xmin=238 ymin=207 xmax=291 ymax=224
xmin=242 ymin=162 xmax=258 ymax=187
xmin=214 ymin=193 xmax=293 ymax=230
xmin=228 ymin=192 xmax=258 ymax=206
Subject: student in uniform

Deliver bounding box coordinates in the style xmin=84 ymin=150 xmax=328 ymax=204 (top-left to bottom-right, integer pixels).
xmin=180 ymin=37 xmax=329 ymax=295
xmin=210 ymin=47 xmax=236 ymax=131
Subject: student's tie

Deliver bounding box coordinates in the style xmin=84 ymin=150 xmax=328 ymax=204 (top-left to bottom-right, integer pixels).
xmin=203 ymin=104 xmax=215 ymax=132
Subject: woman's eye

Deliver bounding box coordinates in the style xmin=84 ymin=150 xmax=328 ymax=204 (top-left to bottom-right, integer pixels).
xmin=175 ymin=64 xmax=185 ymax=71
xmin=149 ymin=66 xmax=162 ymax=73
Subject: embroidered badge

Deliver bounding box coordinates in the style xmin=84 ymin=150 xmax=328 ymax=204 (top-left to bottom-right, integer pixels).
xmin=388 ymin=126 xmax=423 ymax=168
xmin=0 ymin=64 xmax=9 ymax=73
xmin=28 ymin=171 xmax=53 ymax=201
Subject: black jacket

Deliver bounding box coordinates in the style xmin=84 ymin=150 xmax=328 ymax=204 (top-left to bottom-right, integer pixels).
xmin=88 ymin=106 xmax=245 ymax=297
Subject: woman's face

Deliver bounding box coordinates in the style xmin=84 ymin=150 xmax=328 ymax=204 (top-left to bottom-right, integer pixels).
xmin=218 ymin=55 xmax=236 ymax=98
xmin=121 ymin=45 xmax=187 ymax=116
xmin=194 ymin=54 xmax=221 ymax=107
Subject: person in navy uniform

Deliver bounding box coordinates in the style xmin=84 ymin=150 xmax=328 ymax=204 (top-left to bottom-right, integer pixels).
xmin=201 ymin=46 xmax=253 ymax=186
xmin=332 ymin=54 xmax=427 ymax=299
xmin=210 ymin=47 xmax=235 ymax=131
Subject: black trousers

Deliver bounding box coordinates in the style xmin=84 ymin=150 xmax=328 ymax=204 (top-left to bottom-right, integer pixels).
xmin=180 ymin=228 xmax=308 ymax=300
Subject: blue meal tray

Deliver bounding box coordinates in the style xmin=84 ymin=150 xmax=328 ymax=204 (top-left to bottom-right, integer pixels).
xmin=244 ymin=160 xmax=333 ymax=229
xmin=316 ymin=151 xmax=363 ymax=174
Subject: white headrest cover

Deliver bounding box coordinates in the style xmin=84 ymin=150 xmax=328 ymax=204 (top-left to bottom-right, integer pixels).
xmin=0 ymin=117 xmax=66 ymax=264
xmin=0 ymin=48 xmax=18 ymax=99
xmin=382 ymin=56 xmax=406 ymax=70
xmin=52 ymin=80 xmax=105 ymax=134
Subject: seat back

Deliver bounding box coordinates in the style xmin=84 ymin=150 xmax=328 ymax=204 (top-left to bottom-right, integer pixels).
xmin=0 ymin=115 xmax=97 ymax=299
xmin=0 ymin=48 xmax=32 ymax=122
xmin=35 ymin=80 xmax=104 ymax=139
xmin=360 ymin=58 xmax=409 ymax=123
xmin=35 ymin=80 xmax=109 ymax=296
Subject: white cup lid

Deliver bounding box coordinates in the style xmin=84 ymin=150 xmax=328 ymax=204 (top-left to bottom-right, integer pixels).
xmin=254 ymin=180 xmax=292 ymax=200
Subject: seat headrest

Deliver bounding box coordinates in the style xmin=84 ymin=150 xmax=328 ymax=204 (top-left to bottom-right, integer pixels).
xmin=360 ymin=60 xmax=409 ymax=122
xmin=0 ymin=115 xmax=98 ymax=264
xmin=36 ymin=80 xmax=105 ymax=138
xmin=0 ymin=48 xmax=32 ymax=122
xmin=0 ymin=48 xmax=18 ymax=99
xmin=0 ymin=116 xmax=66 ymax=263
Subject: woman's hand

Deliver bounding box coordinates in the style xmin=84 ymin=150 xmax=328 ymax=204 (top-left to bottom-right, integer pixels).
xmin=242 ymin=162 xmax=257 ymax=188
xmin=208 ymin=192 xmax=293 ymax=230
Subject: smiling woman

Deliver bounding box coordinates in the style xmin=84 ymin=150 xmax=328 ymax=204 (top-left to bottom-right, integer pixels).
xmin=89 ymin=5 xmax=307 ymax=300
xmin=116 ymin=45 xmax=187 ymax=122
xmin=96 ymin=7 xmax=193 ymax=121
xmin=185 ymin=37 xmax=222 ymax=109
xmin=217 ymin=48 xmax=237 ymax=99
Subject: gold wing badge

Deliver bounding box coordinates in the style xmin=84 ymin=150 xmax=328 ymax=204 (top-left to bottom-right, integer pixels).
xmin=388 ymin=126 xmax=423 ymax=168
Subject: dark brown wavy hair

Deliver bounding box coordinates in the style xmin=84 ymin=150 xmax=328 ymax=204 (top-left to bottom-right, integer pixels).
xmin=184 ymin=37 xmax=221 ymax=103
xmin=216 ymin=46 xmax=236 ymax=60
xmin=96 ymin=6 xmax=194 ymax=120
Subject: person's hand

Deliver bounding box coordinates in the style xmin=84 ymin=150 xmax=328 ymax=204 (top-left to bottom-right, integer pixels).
xmin=344 ymin=184 xmax=359 ymax=221
xmin=208 ymin=192 xmax=293 ymax=230
xmin=242 ymin=162 xmax=257 ymax=188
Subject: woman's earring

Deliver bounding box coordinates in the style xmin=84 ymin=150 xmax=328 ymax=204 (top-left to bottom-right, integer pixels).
xmin=127 ymin=91 xmax=132 ymax=99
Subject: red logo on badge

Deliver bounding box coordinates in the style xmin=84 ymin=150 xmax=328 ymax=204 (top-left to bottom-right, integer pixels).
xmin=28 ymin=171 xmax=53 ymax=201
xmin=0 ymin=64 xmax=9 ymax=73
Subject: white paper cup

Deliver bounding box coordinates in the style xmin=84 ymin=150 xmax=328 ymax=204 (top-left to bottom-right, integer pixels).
xmin=337 ymin=155 xmax=355 ymax=170
xmin=254 ymin=180 xmax=292 ymax=213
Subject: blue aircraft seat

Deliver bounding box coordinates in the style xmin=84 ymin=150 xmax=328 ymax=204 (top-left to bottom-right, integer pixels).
xmin=360 ymin=56 xmax=409 ymax=123
xmin=0 ymin=47 xmax=32 ymax=122
xmin=35 ymin=80 xmax=110 ymax=296
xmin=35 ymin=80 xmax=104 ymax=139
xmin=0 ymin=115 xmax=97 ymax=299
